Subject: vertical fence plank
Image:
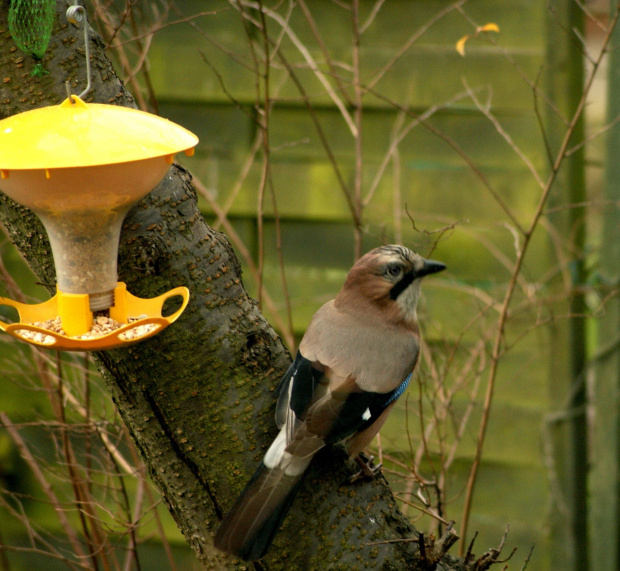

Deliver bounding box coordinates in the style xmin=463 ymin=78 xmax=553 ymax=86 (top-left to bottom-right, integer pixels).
xmin=590 ymin=3 xmax=620 ymax=569
xmin=545 ymin=1 xmax=588 ymax=569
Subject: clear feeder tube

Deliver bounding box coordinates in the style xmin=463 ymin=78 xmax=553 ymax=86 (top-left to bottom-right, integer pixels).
xmin=37 ymin=205 xmax=130 ymax=310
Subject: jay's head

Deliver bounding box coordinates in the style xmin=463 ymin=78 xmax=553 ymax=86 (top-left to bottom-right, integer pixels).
xmin=336 ymin=245 xmax=446 ymax=326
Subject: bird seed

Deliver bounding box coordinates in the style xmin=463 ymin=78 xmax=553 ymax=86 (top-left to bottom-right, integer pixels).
xmin=15 ymin=314 xmax=157 ymax=344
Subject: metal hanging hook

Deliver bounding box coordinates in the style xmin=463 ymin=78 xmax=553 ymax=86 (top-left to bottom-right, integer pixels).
xmin=65 ymin=3 xmax=91 ymax=101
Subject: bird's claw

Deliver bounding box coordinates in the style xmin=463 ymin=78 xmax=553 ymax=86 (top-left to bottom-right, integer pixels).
xmin=349 ymin=453 xmax=383 ymax=483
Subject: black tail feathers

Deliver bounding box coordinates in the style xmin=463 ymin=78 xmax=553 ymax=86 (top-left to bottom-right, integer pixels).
xmin=214 ymin=462 xmax=304 ymax=561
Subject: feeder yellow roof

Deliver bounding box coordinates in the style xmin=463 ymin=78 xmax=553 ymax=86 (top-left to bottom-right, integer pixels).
xmin=0 ymin=96 xmax=198 ymax=170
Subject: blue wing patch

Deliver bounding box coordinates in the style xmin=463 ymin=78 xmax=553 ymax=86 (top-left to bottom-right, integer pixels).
xmin=384 ymin=371 xmax=412 ymax=407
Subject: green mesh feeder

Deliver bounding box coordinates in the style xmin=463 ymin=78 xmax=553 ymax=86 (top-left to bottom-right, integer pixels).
xmin=8 ymin=0 xmax=55 ymax=76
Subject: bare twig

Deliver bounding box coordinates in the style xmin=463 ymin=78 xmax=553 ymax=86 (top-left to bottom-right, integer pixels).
xmin=297 ymin=0 xmax=353 ymax=107
xmin=462 ymin=79 xmax=545 ymax=190
xmin=363 ymin=88 xmax=476 ymax=207
xmin=352 ymin=0 xmax=364 ymax=259
xmin=366 ymin=0 xmax=470 ymax=92
xmin=0 ymin=412 xmax=86 ymax=562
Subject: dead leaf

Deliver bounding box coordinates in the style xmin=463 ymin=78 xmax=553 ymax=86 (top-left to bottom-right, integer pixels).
xmin=477 ymin=23 xmax=500 ymax=34
xmin=456 ymin=35 xmax=469 ymax=56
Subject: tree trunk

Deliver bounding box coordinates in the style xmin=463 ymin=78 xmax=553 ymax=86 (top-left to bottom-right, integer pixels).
xmin=0 ymin=3 xmax=478 ymax=569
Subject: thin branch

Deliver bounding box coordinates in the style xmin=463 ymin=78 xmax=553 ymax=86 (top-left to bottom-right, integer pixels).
xmin=352 ymin=0 xmax=364 ymax=259
xmin=366 ymin=0 xmax=470 ymax=92
xmin=565 ymin=111 xmax=620 ymax=157
xmin=297 ymin=0 xmax=353 ymax=107
xmin=462 ymin=79 xmax=545 ymax=190
xmin=359 ymin=0 xmax=387 ymax=33
xmin=395 ymin=496 xmax=453 ymax=527
xmin=532 ymin=66 xmax=556 ymax=169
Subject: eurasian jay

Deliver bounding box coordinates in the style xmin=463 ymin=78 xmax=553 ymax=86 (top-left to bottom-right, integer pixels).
xmin=214 ymin=245 xmax=446 ymax=561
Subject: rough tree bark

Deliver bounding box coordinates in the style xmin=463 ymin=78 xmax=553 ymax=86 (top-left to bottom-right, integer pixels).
xmin=0 ymin=3 xmax=487 ymax=569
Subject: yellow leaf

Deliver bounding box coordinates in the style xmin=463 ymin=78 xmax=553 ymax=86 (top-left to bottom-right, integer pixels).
xmin=456 ymin=35 xmax=469 ymax=56
xmin=477 ymin=23 xmax=500 ymax=34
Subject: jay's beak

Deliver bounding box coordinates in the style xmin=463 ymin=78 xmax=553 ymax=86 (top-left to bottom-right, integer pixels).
xmin=418 ymin=259 xmax=446 ymax=278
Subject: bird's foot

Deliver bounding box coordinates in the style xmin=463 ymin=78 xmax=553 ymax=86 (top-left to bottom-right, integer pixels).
xmin=349 ymin=452 xmax=383 ymax=483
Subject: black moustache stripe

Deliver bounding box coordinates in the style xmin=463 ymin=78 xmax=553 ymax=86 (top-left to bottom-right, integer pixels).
xmin=389 ymin=271 xmax=415 ymax=300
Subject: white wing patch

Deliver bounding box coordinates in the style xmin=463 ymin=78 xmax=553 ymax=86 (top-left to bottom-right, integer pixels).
xmin=263 ymin=426 xmax=313 ymax=476
xmin=362 ymin=408 xmax=371 ymax=421
xmin=264 ymin=428 xmax=287 ymax=469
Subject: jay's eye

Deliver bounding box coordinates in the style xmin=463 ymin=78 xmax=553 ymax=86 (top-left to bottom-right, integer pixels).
xmin=386 ymin=264 xmax=402 ymax=277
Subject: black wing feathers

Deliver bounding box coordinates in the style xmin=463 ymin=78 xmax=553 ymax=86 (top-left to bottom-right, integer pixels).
xmin=285 ymin=352 xmax=409 ymax=445
xmin=317 ymin=390 xmax=376 ymax=444
xmin=276 ymin=351 xmax=325 ymax=427
xmin=289 ymin=353 xmax=325 ymax=419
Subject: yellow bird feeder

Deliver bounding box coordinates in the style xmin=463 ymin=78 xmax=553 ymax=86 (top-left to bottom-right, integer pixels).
xmin=0 ymin=95 xmax=198 ymax=350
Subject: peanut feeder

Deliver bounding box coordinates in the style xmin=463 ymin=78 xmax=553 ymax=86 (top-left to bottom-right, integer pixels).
xmin=0 ymin=95 xmax=198 ymax=350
